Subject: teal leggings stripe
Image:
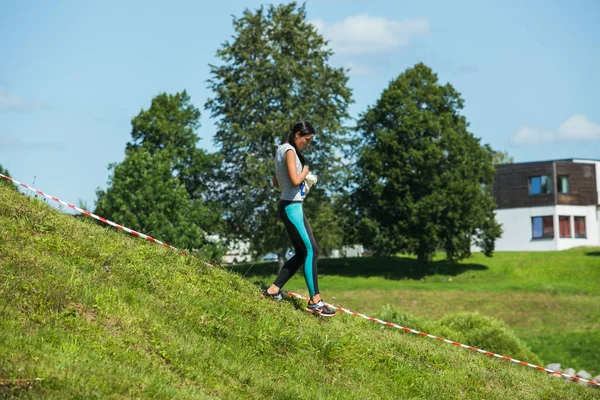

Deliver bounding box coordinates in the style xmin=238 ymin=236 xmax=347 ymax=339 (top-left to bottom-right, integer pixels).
xmin=274 ymin=201 xmax=320 ymax=296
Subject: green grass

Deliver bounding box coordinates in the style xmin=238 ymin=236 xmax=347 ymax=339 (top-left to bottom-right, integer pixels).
xmin=1 ymin=186 xmax=599 ymax=399
xmin=230 ymin=249 xmax=600 ymax=373
xmin=234 ymin=251 xmax=600 ymax=295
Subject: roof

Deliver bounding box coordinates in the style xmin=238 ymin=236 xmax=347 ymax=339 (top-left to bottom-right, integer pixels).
xmin=495 ymin=158 xmax=600 ymax=167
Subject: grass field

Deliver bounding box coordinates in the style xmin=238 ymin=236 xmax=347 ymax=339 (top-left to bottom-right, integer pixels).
xmin=229 ymin=250 xmax=600 ymax=373
xmin=1 ymin=185 xmax=599 ymax=398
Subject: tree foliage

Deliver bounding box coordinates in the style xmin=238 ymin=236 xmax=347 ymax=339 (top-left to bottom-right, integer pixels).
xmin=95 ymin=91 xmax=223 ymax=254
xmin=492 ymin=150 xmax=514 ymax=165
xmin=95 ymin=149 xmax=211 ymax=250
xmin=205 ymin=2 xmax=353 ymax=256
xmin=127 ymin=90 xmax=221 ymax=201
xmin=352 ymin=63 xmax=502 ymax=263
xmin=0 ymin=164 xmax=17 ymax=191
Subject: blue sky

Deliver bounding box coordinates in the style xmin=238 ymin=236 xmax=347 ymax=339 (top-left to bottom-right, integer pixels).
xmin=1 ymin=0 xmax=599 ymax=209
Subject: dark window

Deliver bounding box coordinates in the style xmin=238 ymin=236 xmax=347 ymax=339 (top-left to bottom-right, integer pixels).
xmin=559 ymin=216 xmax=571 ymax=238
xmin=529 ymin=175 xmax=552 ymax=195
xmin=532 ymin=216 xmax=554 ymax=239
xmin=574 ymin=217 xmax=586 ymax=238
xmin=557 ymin=176 xmax=570 ymax=194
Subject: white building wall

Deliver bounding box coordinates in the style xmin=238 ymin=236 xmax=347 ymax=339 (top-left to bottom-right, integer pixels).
xmin=326 ymin=245 xmax=364 ymax=259
xmin=493 ymin=206 xmax=558 ymax=251
xmin=478 ymin=205 xmax=600 ymax=252
xmin=341 ymin=244 xmax=364 ymax=258
xmin=555 ymin=205 xmax=599 ymax=250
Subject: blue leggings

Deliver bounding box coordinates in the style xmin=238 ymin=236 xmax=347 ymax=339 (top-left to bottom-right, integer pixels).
xmin=274 ymin=201 xmax=320 ymax=296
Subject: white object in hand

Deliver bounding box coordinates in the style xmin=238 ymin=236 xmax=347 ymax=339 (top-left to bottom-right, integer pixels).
xmin=305 ymin=172 xmax=318 ymax=187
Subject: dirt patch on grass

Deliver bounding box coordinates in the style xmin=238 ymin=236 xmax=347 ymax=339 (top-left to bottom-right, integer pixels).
xmin=0 ymin=377 xmax=44 ymax=396
xmin=64 ymin=302 xmax=97 ymax=322
xmin=102 ymin=315 xmax=123 ymax=336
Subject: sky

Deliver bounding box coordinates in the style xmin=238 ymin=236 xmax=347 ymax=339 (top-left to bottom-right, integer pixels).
xmin=1 ymin=0 xmax=600 ymax=210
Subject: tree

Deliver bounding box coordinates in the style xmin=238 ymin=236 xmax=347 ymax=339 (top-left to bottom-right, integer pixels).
xmin=205 ymin=2 xmax=353 ymax=257
xmin=0 ymin=164 xmax=17 ymax=191
xmin=95 ymin=91 xmax=224 ymax=255
xmin=95 ymin=148 xmax=218 ymax=251
xmin=352 ymin=63 xmax=502 ymax=264
xmin=492 ymin=150 xmax=514 ymax=165
xmin=303 ymin=187 xmax=344 ymax=255
xmin=127 ymin=90 xmax=222 ymax=202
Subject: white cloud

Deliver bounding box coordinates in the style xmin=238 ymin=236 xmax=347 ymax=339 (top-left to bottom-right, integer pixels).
xmin=511 ymin=126 xmax=555 ymax=145
xmin=0 ymin=90 xmax=25 ymax=109
xmin=311 ymin=14 xmax=430 ymax=55
xmin=511 ymin=114 xmax=600 ymax=146
xmin=0 ymin=136 xmax=64 ymax=153
xmin=556 ymin=114 xmax=600 ymax=141
xmin=0 ymin=89 xmax=49 ymax=111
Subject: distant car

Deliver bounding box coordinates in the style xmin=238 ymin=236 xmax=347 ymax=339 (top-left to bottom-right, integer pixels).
xmin=262 ymin=249 xmax=295 ymax=263
xmin=285 ymin=248 xmax=295 ymax=260
xmin=261 ymin=253 xmax=279 ymax=262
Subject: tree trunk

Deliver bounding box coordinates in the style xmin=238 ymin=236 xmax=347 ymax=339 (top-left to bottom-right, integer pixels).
xmin=417 ymin=244 xmax=435 ymax=275
xmin=277 ymin=251 xmax=285 ymax=273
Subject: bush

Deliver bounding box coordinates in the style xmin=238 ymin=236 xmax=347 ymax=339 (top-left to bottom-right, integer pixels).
xmin=376 ymin=307 xmax=542 ymax=365
xmin=438 ymin=312 xmax=542 ymax=364
xmin=377 ymin=305 xmax=440 ymax=334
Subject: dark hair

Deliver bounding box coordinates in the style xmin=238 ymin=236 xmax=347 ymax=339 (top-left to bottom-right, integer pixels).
xmin=285 ymin=120 xmax=315 ymax=166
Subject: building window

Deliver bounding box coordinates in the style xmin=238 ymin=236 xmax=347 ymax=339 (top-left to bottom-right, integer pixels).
xmin=529 ymin=175 xmax=552 ymax=195
xmin=574 ymin=217 xmax=586 ymax=238
xmin=532 ymin=216 xmax=554 ymax=239
xmin=559 ymin=216 xmax=571 ymax=238
xmin=557 ymin=176 xmax=570 ymax=194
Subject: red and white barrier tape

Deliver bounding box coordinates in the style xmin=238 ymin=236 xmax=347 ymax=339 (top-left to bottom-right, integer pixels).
xmin=0 ymin=173 xmax=215 ymax=267
xmin=283 ymin=291 xmax=598 ymax=386
xmin=1 ymin=172 xmax=598 ymax=388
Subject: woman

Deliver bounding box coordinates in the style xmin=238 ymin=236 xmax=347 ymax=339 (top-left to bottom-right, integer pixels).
xmin=263 ymin=121 xmax=337 ymax=317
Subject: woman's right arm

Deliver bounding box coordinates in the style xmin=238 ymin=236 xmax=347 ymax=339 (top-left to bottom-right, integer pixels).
xmin=285 ymin=150 xmax=308 ymax=186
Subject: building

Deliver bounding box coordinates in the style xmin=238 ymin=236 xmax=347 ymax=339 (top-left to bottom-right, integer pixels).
xmin=325 ymin=244 xmax=365 ymax=258
xmin=488 ymin=158 xmax=600 ymax=251
xmin=206 ymin=235 xmax=253 ymax=264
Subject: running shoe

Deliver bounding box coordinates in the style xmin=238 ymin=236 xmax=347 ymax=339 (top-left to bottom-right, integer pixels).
xmin=262 ymin=288 xmax=283 ymax=302
xmin=306 ymin=300 xmax=337 ymax=317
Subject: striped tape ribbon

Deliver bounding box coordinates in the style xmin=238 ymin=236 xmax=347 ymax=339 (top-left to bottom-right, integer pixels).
xmin=0 ymin=173 xmax=215 ymax=267
xmin=1 ymin=173 xmax=598 ymax=388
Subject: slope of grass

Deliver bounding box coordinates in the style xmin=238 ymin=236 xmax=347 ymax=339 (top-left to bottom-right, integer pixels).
xmin=1 ymin=186 xmax=599 ymax=399
xmin=232 ymin=249 xmax=600 ymax=373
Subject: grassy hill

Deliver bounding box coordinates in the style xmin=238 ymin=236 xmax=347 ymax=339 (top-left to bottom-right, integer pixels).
xmin=1 ymin=185 xmax=599 ymax=399
xmin=231 ymin=248 xmax=600 ymax=373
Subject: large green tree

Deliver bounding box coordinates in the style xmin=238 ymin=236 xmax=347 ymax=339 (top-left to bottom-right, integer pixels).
xmin=352 ymin=63 xmax=501 ymax=264
xmin=95 ymin=149 xmax=212 ymax=250
xmin=95 ymin=92 xmax=223 ymax=253
xmin=127 ymin=90 xmax=221 ymax=202
xmin=205 ymin=2 xmax=353 ymax=257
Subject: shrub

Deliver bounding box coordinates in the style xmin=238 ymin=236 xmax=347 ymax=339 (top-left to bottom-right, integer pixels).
xmin=439 ymin=312 xmax=542 ymax=365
